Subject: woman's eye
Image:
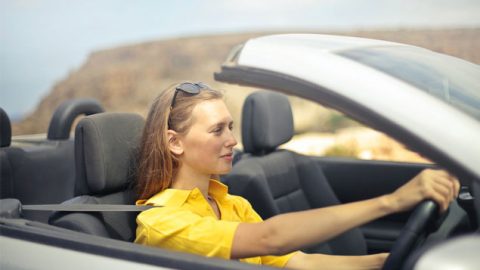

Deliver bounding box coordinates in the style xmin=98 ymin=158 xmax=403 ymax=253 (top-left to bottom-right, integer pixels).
xmin=213 ymin=127 xmax=222 ymax=134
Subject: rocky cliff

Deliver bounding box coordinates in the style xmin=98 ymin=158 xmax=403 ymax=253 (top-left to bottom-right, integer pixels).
xmin=13 ymin=28 xmax=480 ymax=136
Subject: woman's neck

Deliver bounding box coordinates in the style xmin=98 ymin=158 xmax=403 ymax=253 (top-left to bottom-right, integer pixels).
xmin=172 ymin=166 xmax=211 ymax=198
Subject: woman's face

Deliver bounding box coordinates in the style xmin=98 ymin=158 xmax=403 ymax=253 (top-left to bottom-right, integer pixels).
xmin=178 ymin=99 xmax=237 ymax=176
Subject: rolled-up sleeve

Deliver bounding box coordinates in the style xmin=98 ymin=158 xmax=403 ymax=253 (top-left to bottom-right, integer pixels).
xmin=135 ymin=207 xmax=239 ymax=259
xmin=233 ymin=196 xmax=298 ymax=267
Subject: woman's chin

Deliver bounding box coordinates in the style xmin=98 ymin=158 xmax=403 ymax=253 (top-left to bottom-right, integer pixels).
xmin=216 ymin=166 xmax=233 ymax=175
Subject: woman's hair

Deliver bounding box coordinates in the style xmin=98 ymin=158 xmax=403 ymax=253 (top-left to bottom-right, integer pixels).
xmin=136 ymin=83 xmax=223 ymax=200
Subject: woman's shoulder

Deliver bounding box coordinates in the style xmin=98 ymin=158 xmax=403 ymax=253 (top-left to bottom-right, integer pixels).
xmin=225 ymin=193 xmax=255 ymax=211
xmin=225 ymin=193 xmax=263 ymax=222
xmin=136 ymin=189 xmax=196 ymax=227
xmin=226 ymin=193 xmax=249 ymax=204
xmin=137 ymin=204 xmax=199 ymax=229
xmin=138 ymin=188 xmax=191 ymax=207
xmin=136 ymin=204 xmax=178 ymax=220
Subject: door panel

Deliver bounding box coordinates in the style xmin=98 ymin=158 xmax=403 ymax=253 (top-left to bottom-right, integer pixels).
xmin=313 ymin=156 xmax=433 ymax=252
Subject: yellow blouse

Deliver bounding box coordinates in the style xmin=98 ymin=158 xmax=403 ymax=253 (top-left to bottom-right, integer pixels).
xmin=135 ymin=180 xmax=296 ymax=267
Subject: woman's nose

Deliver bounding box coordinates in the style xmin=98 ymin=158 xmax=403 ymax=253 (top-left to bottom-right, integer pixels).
xmin=225 ymin=130 xmax=237 ymax=148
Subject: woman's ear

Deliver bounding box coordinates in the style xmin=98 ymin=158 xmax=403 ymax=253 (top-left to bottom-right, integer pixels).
xmin=167 ymin=130 xmax=184 ymax=155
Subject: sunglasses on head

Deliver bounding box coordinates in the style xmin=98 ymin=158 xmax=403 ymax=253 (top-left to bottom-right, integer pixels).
xmin=171 ymin=82 xmax=210 ymax=108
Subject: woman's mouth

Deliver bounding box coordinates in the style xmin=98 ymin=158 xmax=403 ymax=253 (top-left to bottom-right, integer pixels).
xmin=220 ymin=153 xmax=233 ymax=161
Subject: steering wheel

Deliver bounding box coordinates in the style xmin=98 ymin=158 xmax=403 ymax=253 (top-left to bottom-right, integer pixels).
xmin=382 ymin=200 xmax=442 ymax=270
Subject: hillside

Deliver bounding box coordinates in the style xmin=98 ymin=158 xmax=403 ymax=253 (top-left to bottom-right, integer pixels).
xmin=13 ymin=28 xmax=480 ymax=137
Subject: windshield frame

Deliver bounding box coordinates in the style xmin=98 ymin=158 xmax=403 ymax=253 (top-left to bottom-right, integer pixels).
xmin=338 ymin=45 xmax=480 ymax=121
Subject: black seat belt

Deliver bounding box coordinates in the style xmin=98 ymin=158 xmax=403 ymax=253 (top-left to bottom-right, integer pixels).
xmin=0 ymin=198 xmax=159 ymax=219
xmin=22 ymin=204 xmax=156 ymax=212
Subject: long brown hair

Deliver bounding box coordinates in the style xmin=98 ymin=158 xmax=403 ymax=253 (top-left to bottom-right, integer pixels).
xmin=136 ymin=83 xmax=223 ymax=200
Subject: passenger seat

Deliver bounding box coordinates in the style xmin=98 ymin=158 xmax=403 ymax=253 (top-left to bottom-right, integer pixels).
xmin=50 ymin=112 xmax=145 ymax=241
xmin=223 ymin=91 xmax=367 ymax=255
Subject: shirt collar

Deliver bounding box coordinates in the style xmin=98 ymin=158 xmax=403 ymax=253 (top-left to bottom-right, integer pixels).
xmin=208 ymin=179 xmax=228 ymax=200
xmin=137 ymin=179 xmax=229 ymax=207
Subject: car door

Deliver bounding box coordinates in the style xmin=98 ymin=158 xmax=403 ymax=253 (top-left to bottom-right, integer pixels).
xmin=314 ymin=157 xmax=432 ymax=252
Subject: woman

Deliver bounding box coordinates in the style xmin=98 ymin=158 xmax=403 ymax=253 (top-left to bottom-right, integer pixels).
xmin=134 ymin=82 xmax=460 ymax=269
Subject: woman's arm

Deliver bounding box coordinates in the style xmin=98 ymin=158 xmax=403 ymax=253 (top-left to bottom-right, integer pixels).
xmin=231 ymin=169 xmax=459 ymax=259
xmin=232 ymin=192 xmax=394 ymax=258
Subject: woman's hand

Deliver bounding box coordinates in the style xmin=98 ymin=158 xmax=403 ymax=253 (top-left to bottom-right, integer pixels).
xmin=386 ymin=169 xmax=460 ymax=213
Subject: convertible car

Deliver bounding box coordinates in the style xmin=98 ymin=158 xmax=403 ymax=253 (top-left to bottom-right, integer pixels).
xmin=1 ymin=34 xmax=479 ymax=270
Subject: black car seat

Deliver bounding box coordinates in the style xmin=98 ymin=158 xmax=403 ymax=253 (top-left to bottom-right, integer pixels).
xmin=0 ymin=108 xmax=12 ymax=147
xmin=222 ymin=91 xmax=367 ymax=255
xmin=0 ymin=100 xmax=104 ymax=222
xmin=50 ymin=112 xmax=145 ymax=241
xmin=0 ymin=108 xmax=14 ymax=198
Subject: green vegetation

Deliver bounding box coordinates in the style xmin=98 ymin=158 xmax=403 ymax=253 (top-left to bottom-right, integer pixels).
xmin=325 ymin=112 xmax=361 ymax=131
xmin=324 ymin=142 xmax=359 ymax=158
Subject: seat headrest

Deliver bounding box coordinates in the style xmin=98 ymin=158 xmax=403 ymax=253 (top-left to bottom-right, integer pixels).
xmin=242 ymin=91 xmax=294 ymax=154
xmin=0 ymin=108 xmax=12 ymax=147
xmin=74 ymin=113 xmax=145 ymax=196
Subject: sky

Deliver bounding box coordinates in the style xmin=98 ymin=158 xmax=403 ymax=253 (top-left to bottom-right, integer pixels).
xmin=1 ymin=0 xmax=480 ymax=121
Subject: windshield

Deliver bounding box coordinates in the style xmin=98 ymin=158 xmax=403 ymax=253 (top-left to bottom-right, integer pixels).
xmin=338 ymin=46 xmax=480 ymax=121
